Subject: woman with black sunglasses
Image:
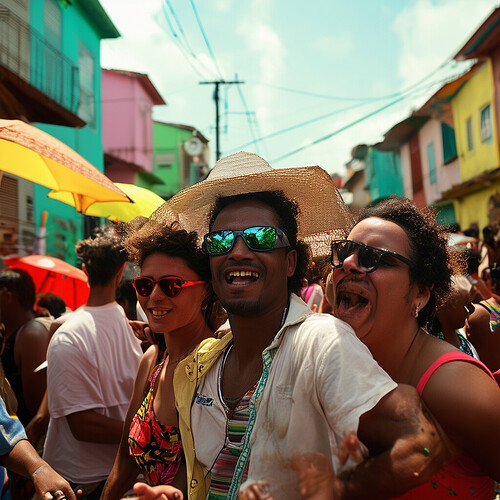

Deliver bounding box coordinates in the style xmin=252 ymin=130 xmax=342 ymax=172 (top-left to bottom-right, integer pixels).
xmin=328 ymin=197 xmax=500 ymax=499
xmin=101 ymin=220 xmax=226 ymax=500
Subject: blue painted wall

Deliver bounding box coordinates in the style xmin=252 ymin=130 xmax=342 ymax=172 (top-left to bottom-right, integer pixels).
xmin=365 ymin=147 xmax=404 ymax=204
xmin=30 ymin=1 xmax=107 ymax=264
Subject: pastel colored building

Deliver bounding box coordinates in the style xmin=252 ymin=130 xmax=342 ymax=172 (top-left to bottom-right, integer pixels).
xmin=450 ymin=7 xmax=500 ymax=228
xmin=0 ymin=0 xmax=120 ymax=263
xmin=343 ymin=143 xmax=404 ymax=211
xmin=141 ymin=121 xmax=209 ymax=200
xmin=102 ymin=69 xmax=166 ymax=185
xmin=448 ymin=61 xmax=500 ymax=231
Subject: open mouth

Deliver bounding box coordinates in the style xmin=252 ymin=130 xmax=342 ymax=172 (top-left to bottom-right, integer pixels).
xmin=334 ymin=280 xmax=372 ymax=329
xmin=225 ymin=270 xmax=260 ymax=285
xmin=336 ymin=291 xmax=369 ymax=311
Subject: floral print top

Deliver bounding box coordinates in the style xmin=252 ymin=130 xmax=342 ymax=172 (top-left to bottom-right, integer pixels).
xmin=128 ymin=362 xmax=182 ymax=485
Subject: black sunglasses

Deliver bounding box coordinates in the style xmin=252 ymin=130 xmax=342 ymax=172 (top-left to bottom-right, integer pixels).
xmin=330 ymin=240 xmax=413 ymax=273
xmin=132 ymin=276 xmax=205 ymax=298
xmin=204 ymin=226 xmax=290 ymax=256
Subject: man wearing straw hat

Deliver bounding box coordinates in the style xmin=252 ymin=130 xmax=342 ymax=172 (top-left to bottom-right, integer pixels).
xmin=151 ymin=152 xmax=447 ymax=500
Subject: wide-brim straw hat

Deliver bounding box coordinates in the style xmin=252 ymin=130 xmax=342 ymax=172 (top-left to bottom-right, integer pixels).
xmin=150 ymin=151 xmax=354 ymax=257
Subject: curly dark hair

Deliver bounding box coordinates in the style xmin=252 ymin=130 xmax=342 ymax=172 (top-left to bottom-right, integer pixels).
xmin=124 ymin=219 xmax=224 ymax=332
xmin=0 ymin=268 xmax=36 ymax=309
xmin=36 ymin=292 xmax=66 ymax=318
xmin=75 ymin=225 xmax=128 ymax=287
xmin=208 ymin=191 xmax=311 ymax=296
xmin=358 ymin=196 xmax=463 ymax=328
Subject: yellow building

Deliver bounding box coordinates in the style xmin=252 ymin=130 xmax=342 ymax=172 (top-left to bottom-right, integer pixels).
xmin=448 ymin=60 xmax=500 ymax=231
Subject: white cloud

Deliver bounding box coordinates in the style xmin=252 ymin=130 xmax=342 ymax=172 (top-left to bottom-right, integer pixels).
xmin=311 ymin=33 xmax=354 ymax=61
xmin=213 ymin=0 xmax=233 ymax=13
xmin=235 ymin=4 xmax=286 ymax=131
xmin=394 ymin=0 xmax=499 ymax=88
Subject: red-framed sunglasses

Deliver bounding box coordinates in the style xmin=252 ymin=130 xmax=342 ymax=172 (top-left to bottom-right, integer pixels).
xmin=132 ymin=276 xmax=205 ymax=297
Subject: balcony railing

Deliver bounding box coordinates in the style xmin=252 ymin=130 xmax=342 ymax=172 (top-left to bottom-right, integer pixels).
xmin=0 ymin=6 xmax=79 ymax=114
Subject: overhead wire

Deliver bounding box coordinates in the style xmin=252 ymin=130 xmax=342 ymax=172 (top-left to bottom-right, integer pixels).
xmin=236 ymin=85 xmax=262 ymax=155
xmin=189 ymin=0 xmax=224 ymax=80
xmin=269 ymin=67 xmax=465 ymax=164
xmin=236 ymin=62 xmax=466 ymax=161
xmin=271 ymin=95 xmax=407 ymax=163
xmin=249 ymin=50 xmax=459 ymax=103
xmin=160 ymin=0 xmax=217 ymax=80
xmin=187 ymin=0 xmax=262 ymax=156
xmin=227 ymin=99 xmax=377 ymax=153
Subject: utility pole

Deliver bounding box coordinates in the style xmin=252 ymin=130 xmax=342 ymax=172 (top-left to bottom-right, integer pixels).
xmin=200 ymin=79 xmax=244 ymax=160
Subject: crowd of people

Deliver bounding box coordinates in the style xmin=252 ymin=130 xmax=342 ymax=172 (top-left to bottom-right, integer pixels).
xmin=0 ymin=150 xmax=499 ymax=500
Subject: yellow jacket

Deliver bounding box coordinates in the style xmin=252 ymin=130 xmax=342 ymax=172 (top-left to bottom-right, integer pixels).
xmin=174 ymin=333 xmax=233 ymax=500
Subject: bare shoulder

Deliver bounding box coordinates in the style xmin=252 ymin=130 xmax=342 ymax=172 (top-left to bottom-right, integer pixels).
xmin=421 ymin=359 xmax=500 ymax=438
xmin=137 ymin=344 xmax=160 ymax=375
xmin=16 ymin=318 xmax=50 ymax=342
xmin=467 ymin=303 xmax=492 ymax=343
xmin=468 ymin=302 xmax=491 ymax=326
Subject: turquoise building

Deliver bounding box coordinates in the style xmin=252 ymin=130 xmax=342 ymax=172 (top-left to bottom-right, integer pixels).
xmin=30 ymin=1 xmax=119 ymax=264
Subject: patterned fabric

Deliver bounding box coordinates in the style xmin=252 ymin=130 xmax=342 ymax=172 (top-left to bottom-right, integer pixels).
xmin=207 ymin=384 xmax=256 ymax=500
xmin=485 ymin=301 xmax=500 ymax=332
xmin=128 ymin=362 xmax=182 ymax=485
xmin=227 ymin=348 xmax=275 ymax=500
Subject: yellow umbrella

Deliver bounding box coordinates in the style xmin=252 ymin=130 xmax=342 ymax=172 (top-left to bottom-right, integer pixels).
xmin=0 ymin=119 xmax=130 ymax=212
xmin=51 ymin=182 xmax=165 ymax=222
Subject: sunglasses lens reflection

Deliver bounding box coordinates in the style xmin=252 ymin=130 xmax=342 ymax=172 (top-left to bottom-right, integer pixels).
xmin=159 ymin=279 xmax=182 ymax=297
xmin=134 ymin=278 xmax=153 ymax=297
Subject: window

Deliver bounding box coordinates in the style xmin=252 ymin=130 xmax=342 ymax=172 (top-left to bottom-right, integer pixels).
xmin=78 ymin=43 xmax=95 ymax=127
xmin=427 ymin=142 xmax=437 ymax=185
xmin=466 ymin=117 xmax=474 ymax=151
xmin=156 ymin=153 xmax=175 ymax=167
xmin=480 ymin=104 xmax=492 ymax=142
xmin=441 ymin=123 xmax=457 ymax=163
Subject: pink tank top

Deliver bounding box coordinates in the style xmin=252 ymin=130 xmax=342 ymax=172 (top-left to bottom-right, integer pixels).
xmin=395 ymin=352 xmax=496 ymax=499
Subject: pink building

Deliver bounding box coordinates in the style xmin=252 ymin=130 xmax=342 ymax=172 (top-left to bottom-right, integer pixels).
xmin=101 ymin=69 xmax=166 ymax=184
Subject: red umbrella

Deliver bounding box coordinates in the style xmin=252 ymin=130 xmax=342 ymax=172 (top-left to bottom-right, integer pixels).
xmin=3 ymin=255 xmax=89 ymax=311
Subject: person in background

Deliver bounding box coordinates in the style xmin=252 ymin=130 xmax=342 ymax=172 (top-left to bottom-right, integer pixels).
xmin=0 ymin=269 xmax=50 ymax=427
xmin=115 ymin=264 xmax=140 ymax=321
xmin=34 ymin=293 xmax=67 ymax=320
xmin=428 ymin=275 xmax=479 ymax=359
xmin=330 ymin=196 xmax=500 ymax=498
xmin=467 ymin=264 xmax=500 ymax=373
xmin=102 ymin=220 xmax=224 ymax=500
xmin=0 ymin=396 xmax=76 ymax=500
xmin=43 ymin=226 xmax=142 ymax=500
xmin=300 ymin=258 xmax=328 ymax=311
xmin=479 ymin=224 xmax=500 ymax=279
xmin=0 ymin=268 xmax=52 ymax=500
xmin=0 ymin=328 xmax=74 ymax=500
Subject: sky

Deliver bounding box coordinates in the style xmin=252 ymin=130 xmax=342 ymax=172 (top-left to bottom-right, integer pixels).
xmin=99 ymin=0 xmax=499 ymax=176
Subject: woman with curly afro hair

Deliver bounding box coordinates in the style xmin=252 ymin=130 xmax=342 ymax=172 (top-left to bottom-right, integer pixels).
xmin=329 ymin=196 xmax=500 ymax=498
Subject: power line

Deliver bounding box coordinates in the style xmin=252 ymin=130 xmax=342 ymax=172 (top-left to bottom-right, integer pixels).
xmin=248 ymin=56 xmax=457 ymax=103
xmin=234 ymin=67 xmax=467 ymax=160
xmin=189 ymin=0 xmax=224 ymax=80
xmin=235 ymin=83 xmax=261 ymax=155
xmin=271 ymin=94 xmax=407 ymax=163
xmin=227 ymin=99 xmax=376 ymax=153
xmin=200 ymin=79 xmax=245 ymax=160
xmin=160 ymin=1 xmax=216 ymax=80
